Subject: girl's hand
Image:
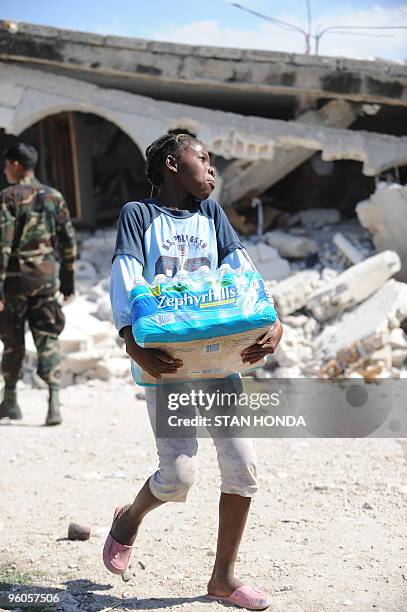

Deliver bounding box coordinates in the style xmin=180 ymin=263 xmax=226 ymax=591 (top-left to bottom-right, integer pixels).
xmin=240 ymin=320 xmax=283 ymax=366
xmin=123 ymin=326 xmax=183 ymax=379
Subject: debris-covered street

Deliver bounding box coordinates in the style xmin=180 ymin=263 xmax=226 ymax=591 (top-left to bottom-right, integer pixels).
xmin=1 ymin=382 xmax=407 ymax=612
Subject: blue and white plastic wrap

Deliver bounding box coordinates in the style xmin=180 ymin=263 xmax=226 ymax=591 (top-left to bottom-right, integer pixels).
xmin=130 ymin=265 xmax=278 ymax=384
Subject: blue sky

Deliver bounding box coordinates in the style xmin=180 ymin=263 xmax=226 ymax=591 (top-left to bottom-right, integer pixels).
xmin=2 ymin=0 xmax=406 ymax=59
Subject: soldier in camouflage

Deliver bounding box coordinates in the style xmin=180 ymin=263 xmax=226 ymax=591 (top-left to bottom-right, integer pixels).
xmin=0 ymin=143 xmax=76 ymax=425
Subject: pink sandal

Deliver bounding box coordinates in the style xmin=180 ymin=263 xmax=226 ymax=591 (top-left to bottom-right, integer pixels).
xmin=102 ymin=506 xmax=133 ymax=575
xmin=207 ymin=584 xmax=272 ymax=610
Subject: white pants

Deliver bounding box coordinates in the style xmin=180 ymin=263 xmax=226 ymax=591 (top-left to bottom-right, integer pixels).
xmin=144 ymin=383 xmax=259 ymax=502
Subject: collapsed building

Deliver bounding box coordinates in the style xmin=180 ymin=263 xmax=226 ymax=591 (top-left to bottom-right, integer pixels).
xmin=0 ymin=20 xmax=406 ymax=384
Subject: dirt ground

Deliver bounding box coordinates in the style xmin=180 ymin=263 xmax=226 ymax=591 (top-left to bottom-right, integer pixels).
xmin=0 ymin=380 xmax=406 ymax=612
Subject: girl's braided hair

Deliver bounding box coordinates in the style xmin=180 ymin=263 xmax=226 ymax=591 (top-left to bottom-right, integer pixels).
xmin=145 ymin=132 xmax=196 ymax=189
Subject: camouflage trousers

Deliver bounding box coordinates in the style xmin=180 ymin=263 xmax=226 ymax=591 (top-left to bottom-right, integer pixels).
xmin=0 ymin=294 xmax=65 ymax=387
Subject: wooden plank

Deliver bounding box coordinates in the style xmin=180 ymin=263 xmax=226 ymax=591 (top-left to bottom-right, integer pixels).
xmin=68 ymin=111 xmax=82 ymax=220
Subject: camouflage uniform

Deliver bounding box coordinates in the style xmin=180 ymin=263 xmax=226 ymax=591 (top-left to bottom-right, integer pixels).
xmin=0 ymin=176 xmax=76 ymax=387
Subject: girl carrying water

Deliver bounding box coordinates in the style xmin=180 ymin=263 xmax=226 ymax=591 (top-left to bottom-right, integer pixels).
xmin=105 ymin=133 xmax=283 ymax=610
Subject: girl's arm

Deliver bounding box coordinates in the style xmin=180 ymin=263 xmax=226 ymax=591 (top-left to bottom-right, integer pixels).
xmin=110 ymin=254 xmax=145 ymax=337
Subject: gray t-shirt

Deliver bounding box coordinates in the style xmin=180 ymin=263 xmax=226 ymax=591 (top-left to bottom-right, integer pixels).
xmin=113 ymin=197 xmax=243 ymax=283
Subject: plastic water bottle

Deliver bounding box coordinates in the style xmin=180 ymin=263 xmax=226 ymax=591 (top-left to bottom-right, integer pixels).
xmin=198 ymin=266 xmax=213 ymax=281
xmin=218 ymin=263 xmax=237 ymax=287
xmin=175 ymin=269 xmax=190 ymax=291
xmin=150 ymin=273 xmax=166 ymax=292
xmin=152 ymin=274 xmax=167 ymax=285
xmin=130 ymin=278 xmax=156 ymax=318
xmin=176 ymin=270 xmax=188 ymax=280
xmin=150 ymin=273 xmax=167 ymax=297
xmin=218 ymin=263 xmax=232 ymax=274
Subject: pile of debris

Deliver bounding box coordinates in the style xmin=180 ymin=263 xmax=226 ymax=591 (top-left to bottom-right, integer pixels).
xmin=264 ymin=250 xmax=407 ymax=379
xmin=11 ymin=183 xmax=407 ymax=387
xmin=257 ymin=183 xmax=407 ymax=379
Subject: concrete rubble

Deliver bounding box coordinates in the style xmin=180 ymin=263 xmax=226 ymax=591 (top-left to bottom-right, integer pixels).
xmin=332 ymin=232 xmax=364 ymax=265
xmin=299 ymin=208 xmax=340 ymax=229
xmin=0 ymin=188 xmax=406 ymax=387
xmin=244 ymin=242 xmax=292 ymax=281
xmin=356 ymin=183 xmax=407 ymax=282
xmin=254 ymin=191 xmax=407 ymax=379
xmin=270 ymin=271 xmax=321 ymax=316
xmin=309 ymin=280 xmax=407 ymax=377
xmin=220 ymin=101 xmax=358 ymax=206
xmin=307 ymin=250 xmax=401 ymax=322
xmin=264 ymin=230 xmax=318 ymax=259
xmin=264 ymin=276 xmax=407 ymax=379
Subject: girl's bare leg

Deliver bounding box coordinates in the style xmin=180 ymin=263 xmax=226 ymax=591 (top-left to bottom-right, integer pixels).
xmin=110 ymin=479 xmax=165 ymax=545
xmin=207 ymin=492 xmax=251 ymax=596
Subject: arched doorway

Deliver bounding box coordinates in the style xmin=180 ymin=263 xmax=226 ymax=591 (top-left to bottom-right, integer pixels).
xmin=0 ymin=112 xmax=149 ymax=226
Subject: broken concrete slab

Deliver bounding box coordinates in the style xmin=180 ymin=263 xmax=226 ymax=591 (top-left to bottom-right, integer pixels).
xmin=369 ymin=344 xmax=393 ymax=369
xmin=333 ymin=232 xmax=364 ymax=265
xmin=271 ymin=271 xmax=321 ymax=316
xmin=307 ymin=250 xmax=401 ymax=322
xmin=299 ymin=208 xmax=340 ymax=229
xmin=87 ymin=278 xmax=110 ymax=303
xmin=243 ymin=242 xmax=291 ymax=280
xmin=321 ymin=268 xmax=339 ymax=283
xmin=273 ymin=325 xmax=313 ymax=368
xmin=80 ymin=231 xmax=117 ymax=277
xmin=220 ymin=101 xmax=358 ymax=206
xmin=253 ymin=243 xmax=280 ymax=263
xmin=62 ymin=298 xmax=111 ymax=344
xmin=75 ymin=260 xmax=98 ymax=282
xmin=2 ymin=60 xmax=406 ymax=205
xmin=90 ymin=358 xmax=131 ymax=381
xmin=59 ymin=324 xmax=89 ymax=354
xmin=281 ymin=314 xmax=319 ymax=340
xmin=62 ymin=295 xmax=97 ymax=316
xmin=390 ymin=328 xmax=407 ymax=350
xmin=309 ymin=280 xmax=407 ymax=376
xmin=264 ymin=230 xmax=317 ymax=259
xmin=94 ymin=295 xmax=113 ymax=322
xmin=255 ymin=258 xmax=292 ymax=282
xmin=356 ymin=184 xmax=407 ymax=282
xmin=391 ymin=349 xmax=407 ymax=368
xmin=280 ymin=314 xmax=311 ymax=328
xmin=60 ymin=351 xmax=102 ymax=375
xmin=225 ymin=208 xmax=256 ymax=236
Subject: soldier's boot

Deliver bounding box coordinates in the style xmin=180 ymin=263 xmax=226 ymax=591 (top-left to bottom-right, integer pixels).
xmin=45 ymin=386 xmax=62 ymax=426
xmin=0 ymin=386 xmax=22 ymax=420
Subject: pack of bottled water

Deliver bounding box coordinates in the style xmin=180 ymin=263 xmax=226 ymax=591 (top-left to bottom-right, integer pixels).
xmin=130 ymin=265 xmax=278 ymax=384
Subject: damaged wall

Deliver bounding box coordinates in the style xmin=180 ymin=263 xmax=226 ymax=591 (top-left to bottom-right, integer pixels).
xmin=1 ymin=63 xmax=407 ymax=178
xmin=0 ymin=21 xmax=406 ymax=384
xmin=1 ymin=20 xmax=406 ymax=114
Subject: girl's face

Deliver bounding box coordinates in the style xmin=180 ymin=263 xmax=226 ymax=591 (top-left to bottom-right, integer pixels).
xmin=171 ymin=140 xmax=216 ymax=200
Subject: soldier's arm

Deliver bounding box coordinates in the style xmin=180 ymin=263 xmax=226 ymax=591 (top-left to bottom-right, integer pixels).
xmin=55 ymin=193 xmax=77 ymax=297
xmin=0 ymin=191 xmax=16 ymax=304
